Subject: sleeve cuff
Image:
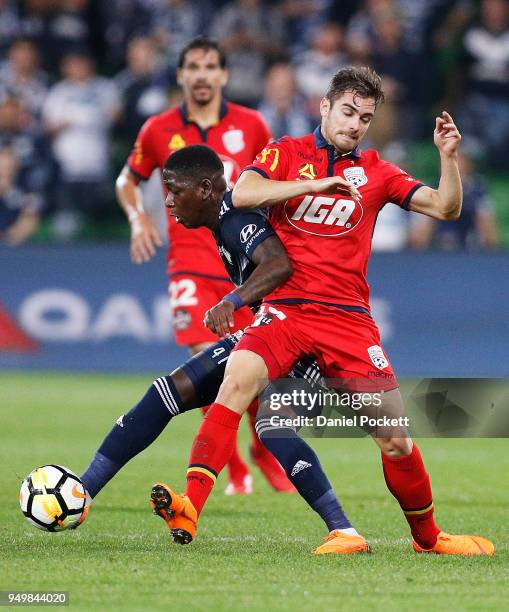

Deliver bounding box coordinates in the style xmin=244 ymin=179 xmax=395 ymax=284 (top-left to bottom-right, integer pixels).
xmin=127 ymin=163 xmax=150 ymax=182
xmin=242 ymin=166 xmax=270 ymax=179
xmin=402 ymin=183 xmax=424 ymax=210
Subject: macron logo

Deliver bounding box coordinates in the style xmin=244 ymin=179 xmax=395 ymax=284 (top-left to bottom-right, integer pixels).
xmin=291 ymin=460 xmax=312 ymax=476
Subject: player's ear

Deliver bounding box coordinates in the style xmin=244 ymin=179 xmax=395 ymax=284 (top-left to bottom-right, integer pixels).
xmin=220 ymin=68 xmax=229 ymax=87
xmin=176 ymin=68 xmax=183 ymax=87
xmin=320 ymin=97 xmax=330 ymax=119
xmin=199 ymin=177 xmax=213 ymax=199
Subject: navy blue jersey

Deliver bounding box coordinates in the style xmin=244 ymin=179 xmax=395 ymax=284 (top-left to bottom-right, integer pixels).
xmin=214 ymin=190 xmax=276 ymax=287
xmin=178 ymin=190 xmax=323 ymax=410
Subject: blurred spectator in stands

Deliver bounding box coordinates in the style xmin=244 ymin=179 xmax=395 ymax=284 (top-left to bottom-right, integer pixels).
xmin=0 ymin=147 xmax=41 ymax=245
xmin=42 ymin=51 xmax=120 ymax=239
xmin=211 ymin=0 xmax=285 ymax=107
xmin=100 ymin=0 xmax=155 ymax=70
xmin=365 ymin=6 xmax=418 ymax=146
xmin=429 ymin=1 xmax=474 ymax=110
xmin=150 ymin=0 xmax=210 ymax=72
xmin=409 ymin=149 xmax=499 ymax=250
xmin=294 ymin=22 xmax=348 ymax=123
xmin=258 ymin=62 xmax=311 ymax=138
xmin=0 ymin=94 xmax=52 ymax=211
xmin=353 ymin=0 xmax=458 ymax=67
xmin=371 ymin=142 xmax=411 ymax=251
xmin=459 ymin=0 xmax=509 ymax=170
xmin=17 ymin=0 xmax=57 ymax=71
xmin=0 ymin=38 xmax=48 ymax=120
xmin=347 ymin=0 xmax=434 ymax=139
xmin=348 ymin=0 xmax=462 ymax=138
xmin=280 ymin=0 xmax=333 ymax=55
xmin=115 ymin=35 xmax=169 ymax=144
xmin=327 ymin=0 xmax=359 ymax=23
xmin=0 ymin=0 xmax=22 ymax=58
xmin=346 ymin=0 xmax=395 ymax=56
xmin=49 ymin=0 xmax=93 ymax=63
xmin=392 ymin=0 xmax=454 ymax=56
xmin=18 ymin=0 xmax=93 ymax=76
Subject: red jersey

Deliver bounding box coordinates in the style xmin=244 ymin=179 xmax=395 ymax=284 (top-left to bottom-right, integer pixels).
xmin=127 ymin=99 xmax=271 ymax=277
xmin=246 ymin=127 xmax=423 ymax=311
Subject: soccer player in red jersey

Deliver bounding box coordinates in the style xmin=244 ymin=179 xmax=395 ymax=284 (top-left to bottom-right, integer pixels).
xmin=161 ymin=67 xmax=495 ymax=556
xmin=115 ymin=37 xmax=291 ymax=495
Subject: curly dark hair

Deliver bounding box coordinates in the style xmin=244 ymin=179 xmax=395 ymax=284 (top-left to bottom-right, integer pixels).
xmin=163 ymin=145 xmax=223 ymax=181
xmin=325 ymin=66 xmax=385 ymax=107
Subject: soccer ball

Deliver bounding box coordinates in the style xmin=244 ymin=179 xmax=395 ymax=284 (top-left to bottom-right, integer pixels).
xmin=20 ymin=465 xmax=87 ymax=532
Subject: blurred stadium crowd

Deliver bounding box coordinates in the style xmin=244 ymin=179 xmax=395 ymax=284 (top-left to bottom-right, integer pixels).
xmin=0 ymin=0 xmax=508 ymax=249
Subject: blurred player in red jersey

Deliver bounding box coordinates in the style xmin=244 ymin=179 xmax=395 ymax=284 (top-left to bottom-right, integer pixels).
xmin=159 ymin=66 xmax=495 ymax=556
xmin=115 ymin=37 xmax=292 ymax=495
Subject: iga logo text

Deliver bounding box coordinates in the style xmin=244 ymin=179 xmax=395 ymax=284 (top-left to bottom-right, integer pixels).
xmin=285 ymin=195 xmax=363 ymax=236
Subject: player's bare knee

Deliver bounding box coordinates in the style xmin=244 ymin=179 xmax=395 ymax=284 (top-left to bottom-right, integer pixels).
xmin=216 ymin=373 xmax=258 ymax=411
xmin=378 ymin=437 xmax=413 ymax=457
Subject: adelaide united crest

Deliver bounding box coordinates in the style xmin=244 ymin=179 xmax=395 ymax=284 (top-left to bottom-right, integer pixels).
xmin=222 ymin=129 xmax=245 ymax=154
xmin=343 ymin=166 xmax=368 ymax=188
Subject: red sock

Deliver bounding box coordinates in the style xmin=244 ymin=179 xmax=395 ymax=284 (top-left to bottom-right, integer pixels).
xmin=226 ymin=442 xmax=250 ymax=485
xmin=186 ymin=403 xmax=242 ymax=516
xmin=381 ymin=444 xmax=440 ymax=549
xmin=201 ymin=406 xmax=249 ymax=484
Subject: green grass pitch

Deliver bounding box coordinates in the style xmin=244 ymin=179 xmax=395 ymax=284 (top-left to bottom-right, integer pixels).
xmin=1 ymin=372 xmax=508 ymax=611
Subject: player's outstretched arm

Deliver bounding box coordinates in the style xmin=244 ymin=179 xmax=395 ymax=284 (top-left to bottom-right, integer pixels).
xmin=204 ymin=235 xmax=292 ymax=337
xmin=233 ymin=170 xmax=361 ymax=209
xmin=115 ymin=165 xmax=163 ymax=263
xmin=407 ymin=111 xmax=462 ymax=221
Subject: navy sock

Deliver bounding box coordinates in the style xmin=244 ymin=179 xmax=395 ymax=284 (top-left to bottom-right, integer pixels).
xmin=256 ymin=419 xmax=352 ymax=532
xmin=81 ymin=376 xmax=182 ymax=498
xmin=310 ymin=489 xmax=351 ymax=532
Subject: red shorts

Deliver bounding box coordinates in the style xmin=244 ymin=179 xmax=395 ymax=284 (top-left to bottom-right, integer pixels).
xmin=234 ymin=302 xmax=398 ymax=391
xmin=168 ymin=273 xmax=253 ymax=347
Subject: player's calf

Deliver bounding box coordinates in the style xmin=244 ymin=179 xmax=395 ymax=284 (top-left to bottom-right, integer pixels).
xmin=256 ymin=419 xmax=356 ymax=533
xmin=81 ymin=374 xmax=187 ymax=500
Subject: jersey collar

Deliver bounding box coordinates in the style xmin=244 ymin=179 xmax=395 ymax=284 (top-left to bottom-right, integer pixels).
xmin=313 ymin=125 xmax=361 ymax=159
xmin=179 ymin=98 xmax=229 ymax=125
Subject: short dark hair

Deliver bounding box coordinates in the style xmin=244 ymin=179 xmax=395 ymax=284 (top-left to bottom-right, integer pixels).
xmin=325 ymin=66 xmax=385 ymax=107
xmin=163 ymin=145 xmax=224 ymax=181
xmin=178 ymin=36 xmax=226 ymax=69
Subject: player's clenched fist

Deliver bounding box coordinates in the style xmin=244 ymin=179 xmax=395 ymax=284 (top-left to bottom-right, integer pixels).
xmin=434 ymin=111 xmax=461 ymax=157
xmin=129 ymin=212 xmax=163 ymax=264
xmin=309 ymin=176 xmax=362 ymax=201
xmin=204 ymin=300 xmax=235 ymax=337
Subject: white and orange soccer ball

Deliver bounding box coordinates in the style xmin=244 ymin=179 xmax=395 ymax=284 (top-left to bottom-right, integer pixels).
xmin=20 ymin=465 xmax=88 ymax=531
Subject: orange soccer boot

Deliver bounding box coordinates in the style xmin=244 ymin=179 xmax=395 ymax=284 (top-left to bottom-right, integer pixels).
xmin=313 ymin=530 xmax=370 ymax=555
xmin=150 ymin=483 xmax=197 ymax=545
xmin=413 ymin=532 xmax=495 ymax=556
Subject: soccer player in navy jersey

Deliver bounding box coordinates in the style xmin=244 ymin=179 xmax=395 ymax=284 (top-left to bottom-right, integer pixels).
xmin=117 ymin=36 xmax=278 ymax=495
xmin=161 ymin=67 xmax=495 ymax=556
xmin=81 ymin=144 xmax=366 ymax=554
